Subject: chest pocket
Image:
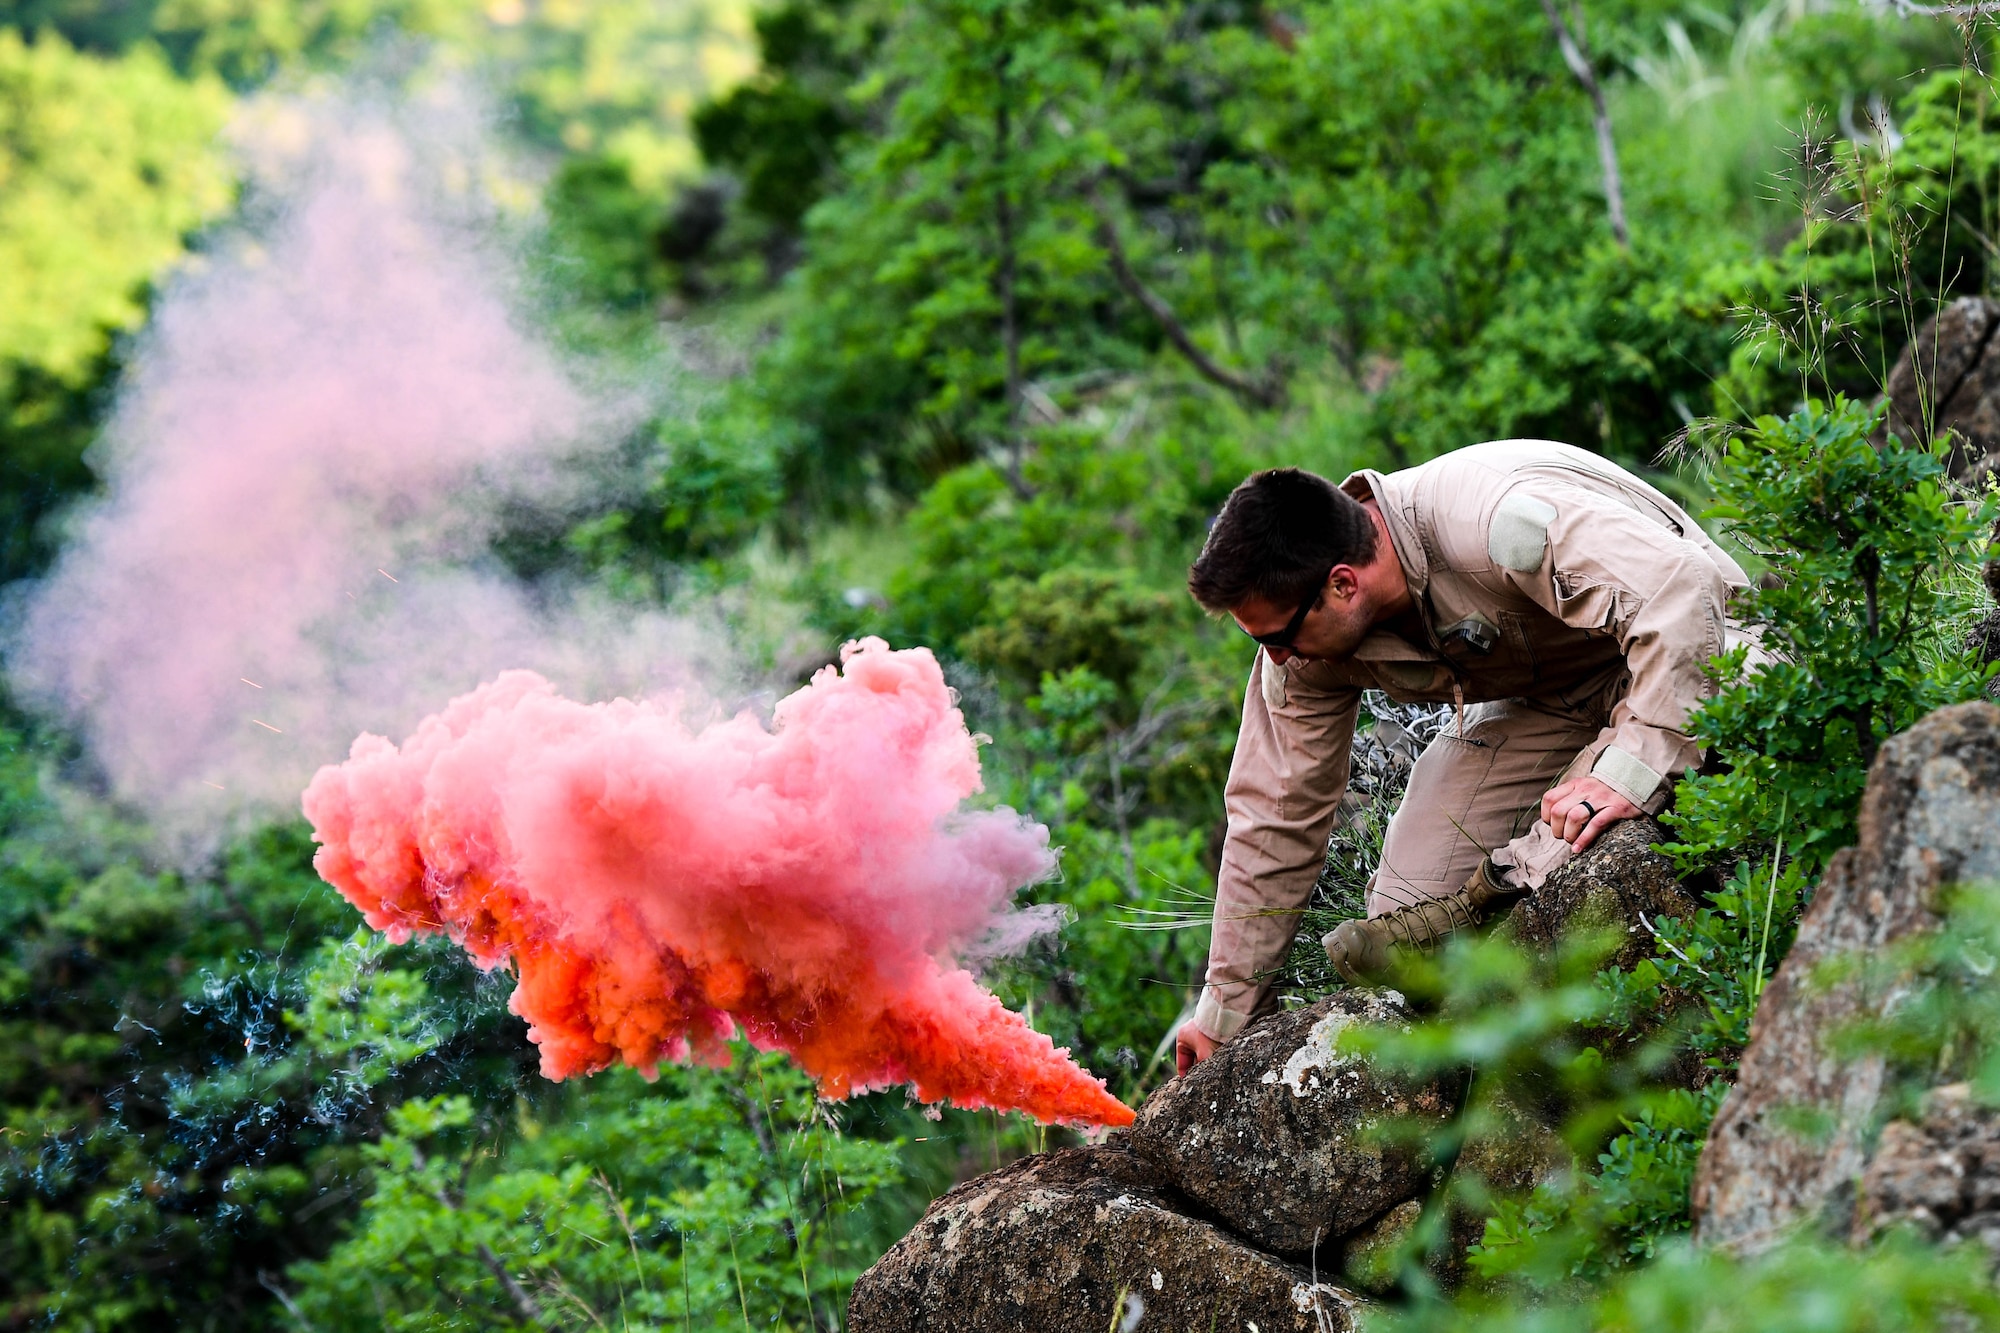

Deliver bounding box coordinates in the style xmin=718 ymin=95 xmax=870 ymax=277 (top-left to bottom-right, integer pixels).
xmin=1431 ymin=595 xmax=1539 ymax=687
xmin=1499 ymin=610 xmax=1540 ymax=680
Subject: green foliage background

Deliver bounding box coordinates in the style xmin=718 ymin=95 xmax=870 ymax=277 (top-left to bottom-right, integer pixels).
xmin=0 ymin=0 xmax=1996 ymax=1327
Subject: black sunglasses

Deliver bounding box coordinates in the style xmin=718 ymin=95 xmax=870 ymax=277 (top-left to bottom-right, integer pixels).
xmin=1244 ymin=579 xmax=1326 ymax=650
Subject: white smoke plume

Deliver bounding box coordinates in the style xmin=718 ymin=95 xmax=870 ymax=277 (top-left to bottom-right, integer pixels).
xmin=5 ymin=83 xmax=733 ymax=843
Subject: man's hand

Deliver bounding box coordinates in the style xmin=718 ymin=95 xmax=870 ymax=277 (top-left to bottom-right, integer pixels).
xmin=1540 ymin=776 xmax=1640 ymax=853
xmin=1175 ymin=1021 xmax=1219 ymax=1076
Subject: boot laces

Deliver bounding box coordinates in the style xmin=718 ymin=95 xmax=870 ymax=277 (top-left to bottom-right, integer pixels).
xmin=1379 ymin=886 xmax=1480 ymax=951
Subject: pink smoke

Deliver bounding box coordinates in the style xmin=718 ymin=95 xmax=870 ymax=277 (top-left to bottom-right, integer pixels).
xmin=5 ymin=101 xmax=716 ymax=832
xmin=303 ymin=638 xmax=1133 ymax=1127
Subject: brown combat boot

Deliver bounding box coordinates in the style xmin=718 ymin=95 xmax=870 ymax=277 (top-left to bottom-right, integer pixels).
xmin=1321 ymin=858 xmax=1525 ymax=984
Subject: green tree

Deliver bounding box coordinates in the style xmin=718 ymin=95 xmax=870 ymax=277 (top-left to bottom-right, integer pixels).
xmin=0 ymin=31 xmax=232 ymax=580
xmin=693 ymin=0 xmax=866 ymax=236
xmin=0 ymin=707 xmax=539 ymax=1329
xmin=755 ymin=0 xmax=1126 ymax=508
xmin=741 ymin=0 xmax=1762 ymax=517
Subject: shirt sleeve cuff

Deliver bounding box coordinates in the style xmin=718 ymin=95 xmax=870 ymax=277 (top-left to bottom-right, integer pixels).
xmin=1194 ymin=990 xmax=1253 ymax=1043
xmin=1591 ymin=744 xmax=1666 ymax=810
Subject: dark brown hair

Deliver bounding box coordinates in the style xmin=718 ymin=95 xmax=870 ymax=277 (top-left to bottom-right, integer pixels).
xmin=1187 ymin=468 xmax=1378 ymax=613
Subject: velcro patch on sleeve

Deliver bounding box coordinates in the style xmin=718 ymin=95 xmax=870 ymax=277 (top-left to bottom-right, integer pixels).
xmin=1488 ymin=492 xmax=1558 ymax=572
xmin=1591 ymin=745 xmax=1665 ymax=807
xmin=1194 ymin=991 xmax=1250 ymax=1042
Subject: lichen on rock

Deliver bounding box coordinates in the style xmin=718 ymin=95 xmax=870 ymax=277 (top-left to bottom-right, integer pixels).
xmin=1129 ymin=989 xmax=1459 ymax=1257
xmin=845 ymin=1143 xmax=1364 ymax=1333
xmin=1692 ymin=703 xmax=2000 ymax=1254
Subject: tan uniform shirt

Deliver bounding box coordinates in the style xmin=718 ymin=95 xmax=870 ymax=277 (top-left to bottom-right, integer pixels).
xmin=1193 ymin=441 xmax=1751 ymax=1041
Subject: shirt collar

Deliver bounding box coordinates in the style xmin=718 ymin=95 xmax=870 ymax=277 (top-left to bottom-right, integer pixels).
xmin=1339 ymin=467 xmax=1430 ymax=605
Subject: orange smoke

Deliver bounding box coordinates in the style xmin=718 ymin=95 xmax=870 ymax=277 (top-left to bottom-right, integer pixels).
xmin=301 ymin=638 xmax=1133 ymax=1127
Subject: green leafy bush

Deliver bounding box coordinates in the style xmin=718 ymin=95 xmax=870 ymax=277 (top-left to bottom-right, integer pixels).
xmin=1382 ymin=880 xmax=2000 ymax=1332
xmin=959 ymin=568 xmax=1173 ymax=699
xmin=0 ymin=738 xmax=492 ymax=1328
xmin=287 ymin=1052 xmax=906 ymax=1332
xmin=1667 ymin=396 xmax=1995 ymax=877
xmin=1394 ymin=1231 xmax=2000 ymax=1333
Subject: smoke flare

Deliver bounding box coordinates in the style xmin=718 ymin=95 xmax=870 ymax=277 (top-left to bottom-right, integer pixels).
xmin=304 ymin=637 xmax=1134 ymax=1127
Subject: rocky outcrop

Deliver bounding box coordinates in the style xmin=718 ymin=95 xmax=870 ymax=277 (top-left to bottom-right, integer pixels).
xmin=1884 ymin=296 xmax=2000 ymax=483
xmin=1497 ymin=817 xmax=1694 ymax=973
xmin=1336 ymin=1199 xmax=1424 ymax=1296
xmin=852 ymin=803 xmax=1706 ymax=1331
xmin=845 ymin=1144 xmax=1364 ymax=1333
xmin=1129 ymin=989 xmax=1460 ymax=1256
xmin=1691 ymin=702 xmax=2000 ymax=1254
xmin=1853 ymin=1083 xmax=2000 ymax=1261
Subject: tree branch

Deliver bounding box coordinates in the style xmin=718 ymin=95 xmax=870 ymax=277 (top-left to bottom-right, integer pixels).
xmin=1538 ymin=0 xmax=1630 ymax=249
xmin=257 ymin=1271 xmax=319 ymax=1333
xmin=476 ymin=1241 xmax=551 ymax=1328
xmin=416 ymin=1161 xmax=550 ymax=1329
xmin=1089 ymin=189 xmax=1284 ymax=409
xmin=1885 ymin=0 xmax=2000 ymax=11
xmin=992 ymin=50 xmax=1029 ymax=496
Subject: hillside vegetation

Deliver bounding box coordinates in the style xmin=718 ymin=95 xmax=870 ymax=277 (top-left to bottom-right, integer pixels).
xmin=0 ymin=0 xmax=1994 ymax=1328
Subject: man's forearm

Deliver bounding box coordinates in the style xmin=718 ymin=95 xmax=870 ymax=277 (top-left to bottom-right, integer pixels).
xmin=1198 ymin=656 xmax=1357 ymax=1041
xmin=1199 ymin=820 xmax=1328 ymax=1039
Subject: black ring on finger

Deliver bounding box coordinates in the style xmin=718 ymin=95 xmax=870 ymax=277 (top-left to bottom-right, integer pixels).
xmin=1577 ymin=800 xmax=1598 ymax=823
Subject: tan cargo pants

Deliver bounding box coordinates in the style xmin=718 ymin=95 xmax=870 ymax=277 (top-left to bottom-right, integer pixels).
xmin=1365 ymin=693 xmax=1609 ymax=917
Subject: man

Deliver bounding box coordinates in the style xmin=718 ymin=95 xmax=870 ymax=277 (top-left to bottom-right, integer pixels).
xmin=1175 ymin=440 xmax=1751 ymax=1074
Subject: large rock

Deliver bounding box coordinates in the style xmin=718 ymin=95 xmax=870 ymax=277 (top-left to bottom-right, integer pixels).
xmin=1487 ymin=816 xmax=1708 ymax=1116
xmin=1496 ymin=816 xmax=1697 ymax=972
xmin=1128 ymin=989 xmax=1461 ymax=1256
xmin=846 ymin=1143 xmax=1365 ymax=1333
xmin=1691 ymin=702 xmax=2000 ymax=1254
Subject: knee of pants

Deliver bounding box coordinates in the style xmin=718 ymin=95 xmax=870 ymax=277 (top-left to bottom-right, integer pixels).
xmin=1369 ymin=735 xmax=1508 ymax=913
xmin=1366 ymin=713 xmax=1592 ymax=915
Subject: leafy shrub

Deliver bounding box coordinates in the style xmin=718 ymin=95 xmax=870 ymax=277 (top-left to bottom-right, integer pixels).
xmin=1666 ymin=396 xmax=1995 ymax=879
xmin=1394 ymin=1230 xmax=2000 ymax=1333
xmin=1375 ymin=236 xmax=1739 ymax=466
xmin=0 ymin=717 xmax=532 ymax=1330
xmin=959 ymin=567 xmax=1173 ymax=699
xmin=287 ymin=1052 xmax=906 ymax=1332
xmin=1382 ymin=881 xmax=2000 ymax=1332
